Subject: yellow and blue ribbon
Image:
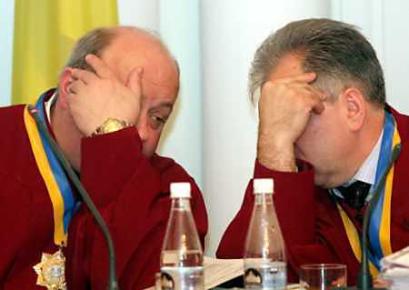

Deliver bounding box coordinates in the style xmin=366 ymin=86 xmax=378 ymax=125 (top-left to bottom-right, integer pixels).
xmin=337 ymin=203 xmax=379 ymax=276
xmin=336 ymin=111 xmax=400 ymax=275
xmin=369 ymin=112 xmax=400 ymax=264
xmin=23 ymin=93 xmax=77 ymax=246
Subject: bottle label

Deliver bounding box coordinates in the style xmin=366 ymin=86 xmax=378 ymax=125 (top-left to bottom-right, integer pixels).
xmin=159 ymin=266 xmax=204 ymax=290
xmin=244 ymin=261 xmax=287 ymax=290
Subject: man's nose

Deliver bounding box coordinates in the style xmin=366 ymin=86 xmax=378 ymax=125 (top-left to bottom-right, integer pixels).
xmin=136 ymin=117 xmax=148 ymax=142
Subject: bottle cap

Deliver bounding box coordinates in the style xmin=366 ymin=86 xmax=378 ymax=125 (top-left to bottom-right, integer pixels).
xmin=170 ymin=182 xmax=191 ymax=198
xmin=253 ymin=178 xmax=274 ymax=194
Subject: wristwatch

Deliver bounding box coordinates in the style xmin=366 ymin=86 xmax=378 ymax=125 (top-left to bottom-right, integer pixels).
xmin=92 ymin=118 xmax=133 ymax=136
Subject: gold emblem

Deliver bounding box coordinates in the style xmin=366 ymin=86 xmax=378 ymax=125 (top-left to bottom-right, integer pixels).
xmin=33 ymin=249 xmax=67 ymax=290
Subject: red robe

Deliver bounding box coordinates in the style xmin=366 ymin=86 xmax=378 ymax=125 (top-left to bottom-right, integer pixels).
xmin=0 ymin=102 xmax=208 ymax=289
xmin=217 ymin=107 xmax=409 ymax=285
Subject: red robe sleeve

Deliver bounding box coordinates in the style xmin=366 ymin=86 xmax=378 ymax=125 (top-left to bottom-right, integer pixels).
xmin=66 ymin=128 xmax=208 ymax=290
xmin=216 ymin=160 xmax=357 ymax=283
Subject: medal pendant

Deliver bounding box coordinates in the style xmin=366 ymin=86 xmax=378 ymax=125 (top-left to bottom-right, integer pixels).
xmin=33 ymin=248 xmax=67 ymax=290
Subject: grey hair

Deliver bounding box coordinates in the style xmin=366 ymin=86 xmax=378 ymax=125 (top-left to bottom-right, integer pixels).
xmin=64 ymin=27 xmax=118 ymax=71
xmin=249 ymin=18 xmax=385 ymax=106
xmin=55 ymin=27 xmax=118 ymax=97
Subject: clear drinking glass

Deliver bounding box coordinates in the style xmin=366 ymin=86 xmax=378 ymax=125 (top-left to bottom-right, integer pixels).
xmin=299 ymin=264 xmax=347 ymax=290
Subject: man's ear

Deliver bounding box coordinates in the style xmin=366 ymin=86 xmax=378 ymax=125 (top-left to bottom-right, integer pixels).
xmin=57 ymin=68 xmax=74 ymax=109
xmin=341 ymin=87 xmax=366 ymax=131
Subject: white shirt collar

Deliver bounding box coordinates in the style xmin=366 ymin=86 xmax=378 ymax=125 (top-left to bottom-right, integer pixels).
xmin=331 ymin=129 xmax=383 ymax=200
xmin=351 ymin=129 xmax=384 ymax=186
xmin=44 ymin=93 xmax=57 ymax=125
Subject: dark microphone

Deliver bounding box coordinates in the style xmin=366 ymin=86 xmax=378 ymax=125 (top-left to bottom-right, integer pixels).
xmin=29 ymin=106 xmax=119 ymax=290
xmin=335 ymin=143 xmax=401 ymax=290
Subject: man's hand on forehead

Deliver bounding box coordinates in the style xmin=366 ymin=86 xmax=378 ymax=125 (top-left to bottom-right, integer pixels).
xmin=256 ymin=71 xmax=327 ymax=171
xmin=66 ymin=54 xmax=143 ymax=136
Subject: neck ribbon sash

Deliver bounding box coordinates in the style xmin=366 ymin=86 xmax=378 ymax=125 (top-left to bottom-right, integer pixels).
xmin=337 ymin=111 xmax=400 ymax=276
xmin=23 ymin=93 xmax=77 ymax=246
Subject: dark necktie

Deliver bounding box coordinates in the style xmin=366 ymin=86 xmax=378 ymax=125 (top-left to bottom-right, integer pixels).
xmin=336 ymin=181 xmax=371 ymax=210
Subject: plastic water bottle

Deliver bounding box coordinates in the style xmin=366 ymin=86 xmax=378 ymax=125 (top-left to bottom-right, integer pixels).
xmin=244 ymin=178 xmax=287 ymax=290
xmin=160 ymin=182 xmax=204 ymax=290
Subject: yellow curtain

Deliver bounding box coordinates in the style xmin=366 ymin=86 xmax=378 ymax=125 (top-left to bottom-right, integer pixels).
xmin=12 ymin=0 xmax=118 ymax=104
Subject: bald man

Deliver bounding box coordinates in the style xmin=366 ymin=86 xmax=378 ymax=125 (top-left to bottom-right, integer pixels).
xmin=0 ymin=27 xmax=207 ymax=290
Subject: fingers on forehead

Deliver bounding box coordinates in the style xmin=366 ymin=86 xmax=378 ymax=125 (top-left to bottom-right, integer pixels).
xmin=85 ymin=54 xmax=114 ymax=78
xmin=277 ymin=72 xmax=316 ymax=84
xmin=71 ymin=69 xmax=96 ymax=83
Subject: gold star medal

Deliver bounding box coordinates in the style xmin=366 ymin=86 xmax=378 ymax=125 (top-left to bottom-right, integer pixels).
xmin=33 ymin=248 xmax=67 ymax=290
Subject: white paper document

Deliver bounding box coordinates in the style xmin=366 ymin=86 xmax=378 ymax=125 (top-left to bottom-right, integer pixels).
xmin=381 ymin=245 xmax=409 ymax=290
xmin=204 ymin=256 xmax=243 ymax=289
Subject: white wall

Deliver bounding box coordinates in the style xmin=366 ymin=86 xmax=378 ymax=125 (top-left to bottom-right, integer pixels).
xmin=117 ymin=0 xmax=159 ymax=31
xmin=157 ymin=0 xmax=202 ymax=187
xmin=118 ymin=0 xmax=203 ymax=186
